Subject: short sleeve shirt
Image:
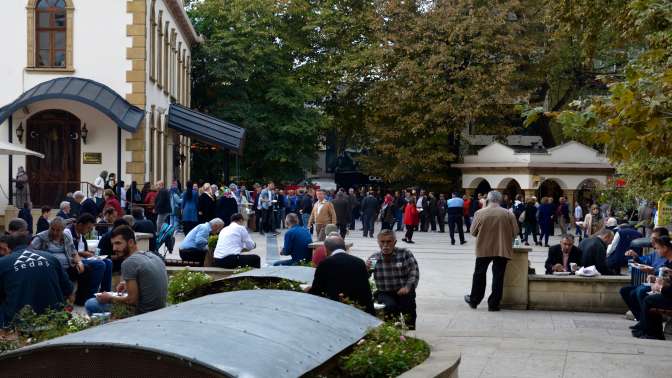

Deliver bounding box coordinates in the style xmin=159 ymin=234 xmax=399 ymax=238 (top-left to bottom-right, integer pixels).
xmin=121 ymin=252 xmax=168 ymax=314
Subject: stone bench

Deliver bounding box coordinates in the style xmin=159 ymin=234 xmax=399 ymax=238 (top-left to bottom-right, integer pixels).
xmin=527 ymin=274 xmax=630 ymax=313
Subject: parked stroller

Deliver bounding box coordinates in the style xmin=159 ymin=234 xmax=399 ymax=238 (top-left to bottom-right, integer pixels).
xmin=156 ymin=222 xmax=176 ymax=257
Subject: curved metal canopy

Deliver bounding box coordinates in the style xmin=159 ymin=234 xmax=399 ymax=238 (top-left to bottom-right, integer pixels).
xmin=0 ymin=77 xmax=145 ymax=132
xmin=167 ymin=103 xmax=245 ymax=153
xmin=229 ymin=266 xmax=316 ymax=285
xmin=0 ymin=290 xmax=381 ymax=378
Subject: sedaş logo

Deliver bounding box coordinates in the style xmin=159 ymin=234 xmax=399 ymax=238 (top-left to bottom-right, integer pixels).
xmin=14 ymin=250 xmax=50 ymax=271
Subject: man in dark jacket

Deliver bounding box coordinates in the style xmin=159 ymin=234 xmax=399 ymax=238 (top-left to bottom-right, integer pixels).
xmin=153 ymin=180 xmax=172 ymax=228
xmin=0 ymin=231 xmax=73 ymax=328
xmin=75 ymin=191 xmax=99 ymax=218
xmin=360 ymin=192 xmax=379 ymax=238
xmin=545 ymin=234 xmax=582 ymax=274
xmin=428 ymin=192 xmax=438 ymax=232
xmin=300 ymin=190 xmax=314 ymax=231
xmin=347 ymin=188 xmax=359 ymax=230
xmin=332 ymin=192 xmax=352 ymax=239
xmin=579 ymin=229 xmax=616 ymax=275
xmin=308 ymin=235 xmax=374 ymax=315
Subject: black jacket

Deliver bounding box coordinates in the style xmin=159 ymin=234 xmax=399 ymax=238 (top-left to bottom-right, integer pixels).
xmin=80 ymin=198 xmax=99 ymax=217
xmin=197 ymin=193 xmax=216 ymax=223
xmin=154 ymin=188 xmax=172 ymax=214
xmin=544 ymin=244 xmax=582 ymax=274
xmin=133 ymin=219 xmax=157 ymax=251
xmin=216 ymin=197 xmax=239 ymax=225
xmin=309 ymin=252 xmax=374 ymax=315
xmin=301 ymin=195 xmax=313 ymax=214
xmin=579 ymin=237 xmax=614 ymax=275
xmin=333 ymin=198 xmax=352 ymax=225
xmin=361 ymin=196 xmax=379 ymax=217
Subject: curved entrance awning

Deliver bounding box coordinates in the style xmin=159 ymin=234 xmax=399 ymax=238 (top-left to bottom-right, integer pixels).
xmin=167 ymin=104 xmax=245 ymax=153
xmin=0 ymin=77 xmax=144 ymax=132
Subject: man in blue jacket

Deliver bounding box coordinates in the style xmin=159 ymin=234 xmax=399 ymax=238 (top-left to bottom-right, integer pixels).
xmin=447 ymin=193 xmax=466 ymax=245
xmin=607 ymin=223 xmax=643 ymax=271
xmin=274 ymin=213 xmax=312 ymax=266
xmin=0 ymin=223 xmax=73 ymax=328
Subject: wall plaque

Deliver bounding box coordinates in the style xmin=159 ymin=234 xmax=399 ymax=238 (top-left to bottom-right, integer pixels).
xmin=83 ymin=152 xmax=102 ymax=164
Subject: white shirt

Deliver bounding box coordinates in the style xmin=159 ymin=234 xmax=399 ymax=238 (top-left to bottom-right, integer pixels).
xmin=416 ymin=196 xmax=423 ymax=208
xmin=574 ymin=205 xmax=583 ymax=220
xmin=213 ymin=222 xmax=256 ymax=259
xmin=606 ymin=232 xmax=620 ymax=256
xmin=64 ymin=228 xmax=86 ymax=253
xmin=330 ymin=248 xmax=346 ymax=256
xmin=93 ymin=176 xmax=105 ymax=198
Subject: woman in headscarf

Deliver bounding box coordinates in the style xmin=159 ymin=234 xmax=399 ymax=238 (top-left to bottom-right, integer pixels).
xmin=216 ymin=189 xmax=239 ymax=226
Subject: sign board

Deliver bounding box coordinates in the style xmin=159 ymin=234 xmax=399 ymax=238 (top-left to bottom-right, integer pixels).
xmin=83 ymin=152 xmax=102 ymax=164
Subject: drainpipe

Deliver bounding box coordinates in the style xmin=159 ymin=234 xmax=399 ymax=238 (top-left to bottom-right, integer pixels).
xmin=117 ymin=128 xmax=122 ymax=186
xmin=8 ymin=115 xmax=13 ymax=206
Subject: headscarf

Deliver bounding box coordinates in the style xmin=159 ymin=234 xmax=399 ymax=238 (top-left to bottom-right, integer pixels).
xmin=384 ymin=194 xmax=394 ymax=205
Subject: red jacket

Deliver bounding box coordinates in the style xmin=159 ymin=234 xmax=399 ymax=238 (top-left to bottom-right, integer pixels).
xmin=105 ymin=198 xmax=123 ymax=216
xmin=403 ymin=204 xmax=419 ymax=226
xmin=463 ymin=199 xmax=471 ymax=217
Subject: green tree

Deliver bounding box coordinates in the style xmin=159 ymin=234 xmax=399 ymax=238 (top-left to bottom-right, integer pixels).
xmin=188 ymin=0 xmax=326 ymax=182
xmin=359 ymin=0 xmax=546 ymax=184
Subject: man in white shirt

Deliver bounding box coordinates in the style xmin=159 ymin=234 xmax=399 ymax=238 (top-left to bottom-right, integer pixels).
xmin=574 ymin=201 xmax=584 ymax=241
xmin=213 ymin=213 xmax=259 ymax=269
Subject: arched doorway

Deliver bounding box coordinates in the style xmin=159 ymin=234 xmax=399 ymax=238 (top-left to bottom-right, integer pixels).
xmin=576 ymin=179 xmax=598 ymax=207
xmin=500 ymin=178 xmax=523 ymax=205
xmin=537 ymin=179 xmax=564 ymax=203
xmin=474 ymin=179 xmax=492 ymax=196
xmin=27 ymin=109 xmax=81 ymax=207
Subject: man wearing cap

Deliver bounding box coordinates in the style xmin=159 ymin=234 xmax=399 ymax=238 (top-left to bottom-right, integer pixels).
xmin=447 ymin=192 xmax=466 ymax=246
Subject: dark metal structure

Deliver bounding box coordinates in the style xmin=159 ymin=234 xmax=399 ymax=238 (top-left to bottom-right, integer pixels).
xmin=0 ymin=290 xmax=381 ymax=378
xmin=229 ymin=266 xmax=316 ymax=285
xmin=167 ymin=103 xmax=245 ymax=154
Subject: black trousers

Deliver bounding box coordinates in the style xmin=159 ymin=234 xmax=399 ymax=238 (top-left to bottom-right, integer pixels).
xmin=213 ymin=254 xmax=261 ymax=269
xmin=420 ymin=211 xmax=429 ymax=231
xmin=337 ymin=223 xmax=348 ymax=239
xmin=405 ymin=225 xmax=415 ymax=241
xmin=255 ymin=209 xmax=263 ymax=232
xmin=429 ymin=213 xmax=437 ymax=231
xmin=469 ymin=256 xmax=508 ymax=309
xmin=179 ymin=248 xmax=207 ymax=266
xmin=640 ymin=293 xmax=672 ymax=339
xmin=376 ymin=290 xmax=417 ymax=328
xmin=437 ymin=213 xmax=445 ymax=232
xmin=261 ymin=209 xmax=273 ymax=233
xmin=448 ymin=215 xmax=465 ymax=244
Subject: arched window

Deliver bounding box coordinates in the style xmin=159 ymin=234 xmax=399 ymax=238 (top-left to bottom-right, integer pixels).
xmin=34 ymin=0 xmax=68 ymax=67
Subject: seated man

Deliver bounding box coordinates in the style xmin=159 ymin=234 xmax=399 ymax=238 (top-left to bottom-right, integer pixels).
xmin=85 ymin=226 xmax=168 ymax=315
xmin=367 ymin=229 xmax=420 ymax=329
xmin=544 ymin=234 xmax=582 ymax=274
xmin=64 ymin=213 xmax=113 ymax=300
xmin=606 ymin=223 xmax=643 ymax=272
xmin=579 ymin=229 xmax=616 ymax=275
xmin=213 ymin=213 xmax=259 ymax=269
xmin=131 ymin=208 xmax=157 ymax=252
xmin=36 ymin=206 xmax=51 ymax=234
xmin=179 ymin=218 xmax=225 ymax=265
xmin=274 ymin=213 xmax=312 ymax=266
xmin=98 ymin=218 xmax=130 ymax=272
xmin=75 ymin=190 xmax=99 ymax=218
xmin=622 ymin=228 xmax=671 ymax=327
xmin=633 ymin=235 xmax=672 ymax=339
xmin=0 ymin=231 xmax=73 ymax=328
xmin=56 ymin=201 xmax=74 ymax=220
xmin=308 ymin=235 xmax=374 ymax=314
xmin=96 ymin=207 xmax=118 ymax=236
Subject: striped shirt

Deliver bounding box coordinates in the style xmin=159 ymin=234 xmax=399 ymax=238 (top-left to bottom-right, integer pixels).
xmin=368 ymin=248 xmax=419 ymax=292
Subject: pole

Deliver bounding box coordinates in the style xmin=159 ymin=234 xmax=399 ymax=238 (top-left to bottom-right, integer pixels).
xmin=8 ymin=115 xmax=13 ymax=206
xmin=117 ymin=127 xmax=122 ymax=187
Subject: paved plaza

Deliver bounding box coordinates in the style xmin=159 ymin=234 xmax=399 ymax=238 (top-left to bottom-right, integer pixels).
xmin=168 ymin=224 xmax=672 ymax=378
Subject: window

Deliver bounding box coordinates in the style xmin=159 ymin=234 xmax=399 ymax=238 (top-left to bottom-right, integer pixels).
xmin=149 ymin=0 xmax=156 ymax=81
xmin=163 ymin=22 xmax=170 ymax=94
xmin=35 ymin=0 xmax=67 ymax=67
xmin=156 ymin=11 xmax=163 ymax=88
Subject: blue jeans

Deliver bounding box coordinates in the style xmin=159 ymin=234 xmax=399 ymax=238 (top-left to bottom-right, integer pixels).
xmin=620 ymin=284 xmax=651 ymax=321
xmin=85 ymin=297 xmax=111 ymax=315
xmin=302 ymin=213 xmax=310 ymax=229
xmin=394 ymin=209 xmax=403 ymax=230
xmin=81 ymin=258 xmax=113 ymax=298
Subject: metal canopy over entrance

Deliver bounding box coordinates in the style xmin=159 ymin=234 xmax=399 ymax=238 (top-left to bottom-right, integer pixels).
xmin=0 ymin=290 xmax=382 ymax=377
xmin=167 ymin=103 xmax=245 ymax=153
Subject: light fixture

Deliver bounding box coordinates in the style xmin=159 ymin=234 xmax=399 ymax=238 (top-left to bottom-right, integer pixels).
xmin=81 ymin=123 xmax=88 ymax=144
xmin=16 ymin=122 xmax=24 ymax=143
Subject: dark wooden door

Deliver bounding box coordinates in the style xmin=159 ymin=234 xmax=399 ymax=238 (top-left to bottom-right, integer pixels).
xmin=27 ymin=110 xmax=81 ymax=207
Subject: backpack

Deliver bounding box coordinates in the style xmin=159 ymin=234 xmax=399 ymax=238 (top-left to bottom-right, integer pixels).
xmin=513 ymin=202 xmax=525 ymax=217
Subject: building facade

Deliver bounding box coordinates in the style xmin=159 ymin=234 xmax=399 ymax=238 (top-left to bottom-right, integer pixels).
xmin=0 ymin=0 xmax=200 ymax=212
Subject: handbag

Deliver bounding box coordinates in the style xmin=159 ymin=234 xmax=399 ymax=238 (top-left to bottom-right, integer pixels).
xmin=518 ymin=211 xmax=526 ymax=223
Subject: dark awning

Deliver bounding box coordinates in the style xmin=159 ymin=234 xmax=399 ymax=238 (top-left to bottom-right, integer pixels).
xmin=0 ymin=77 xmax=144 ymax=132
xmin=167 ymin=104 xmax=245 ymax=153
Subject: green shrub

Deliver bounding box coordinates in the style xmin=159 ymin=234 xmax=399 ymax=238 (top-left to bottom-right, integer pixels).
xmin=110 ymin=302 xmax=136 ymax=320
xmin=340 ymin=324 xmax=430 ymax=378
xmin=207 ymin=235 xmax=219 ymax=250
xmin=168 ymin=268 xmax=213 ymax=304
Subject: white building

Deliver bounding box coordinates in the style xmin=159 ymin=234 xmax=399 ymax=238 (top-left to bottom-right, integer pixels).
xmin=0 ymin=0 xmax=244 ymax=221
xmin=453 ymin=141 xmax=615 ymax=206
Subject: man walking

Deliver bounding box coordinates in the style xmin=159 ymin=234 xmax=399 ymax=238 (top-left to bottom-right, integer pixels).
xmin=360 ymin=191 xmax=379 ymax=238
xmin=259 ymin=182 xmax=275 ymax=234
xmin=447 ymin=192 xmax=467 ymax=245
xmin=465 ymin=191 xmax=519 ymax=311
xmin=348 ymin=188 xmax=359 ymax=231
xmin=332 ymin=192 xmax=351 ymax=239
xmin=154 ymin=180 xmax=172 ymax=228
xmin=308 ymin=189 xmax=337 ymax=241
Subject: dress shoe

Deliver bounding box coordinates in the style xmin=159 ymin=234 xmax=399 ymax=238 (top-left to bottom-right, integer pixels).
xmin=451 ymin=241 xmax=456 ymax=245
xmin=402 ymin=238 xmax=408 ymax=243
xmin=464 ymin=295 xmax=477 ymax=309
xmin=460 ymin=241 xmax=467 ymax=245
xmin=488 ymin=307 xmax=500 ymax=312
xmin=631 ymin=329 xmax=645 ymax=338
xmin=407 ymin=240 xmax=415 ymax=244
xmin=629 ymin=323 xmax=642 ymax=330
